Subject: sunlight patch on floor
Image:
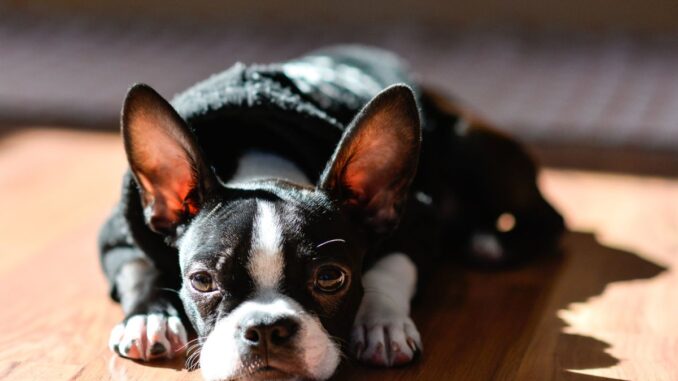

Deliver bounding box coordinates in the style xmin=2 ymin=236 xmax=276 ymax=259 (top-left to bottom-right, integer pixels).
xmin=541 ymin=169 xmax=678 ymax=381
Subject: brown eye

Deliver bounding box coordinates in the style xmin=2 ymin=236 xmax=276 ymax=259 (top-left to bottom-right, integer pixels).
xmin=314 ymin=266 xmax=346 ymax=293
xmin=190 ymin=272 xmax=215 ymax=292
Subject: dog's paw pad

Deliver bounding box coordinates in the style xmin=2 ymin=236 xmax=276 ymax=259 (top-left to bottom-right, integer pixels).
xmin=351 ymin=317 xmax=422 ymax=367
xmin=109 ymin=314 xmax=188 ymax=361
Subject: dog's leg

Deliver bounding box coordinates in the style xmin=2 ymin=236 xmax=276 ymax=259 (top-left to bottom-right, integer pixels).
xmin=105 ymin=250 xmax=188 ymax=361
xmin=351 ymin=253 xmax=422 ymax=367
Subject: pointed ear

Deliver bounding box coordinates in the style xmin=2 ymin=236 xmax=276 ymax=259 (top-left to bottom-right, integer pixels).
xmin=319 ymin=84 xmax=421 ymax=235
xmin=122 ymin=84 xmax=216 ymax=235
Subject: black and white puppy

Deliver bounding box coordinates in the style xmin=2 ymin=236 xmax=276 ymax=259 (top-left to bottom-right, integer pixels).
xmin=100 ymin=46 xmax=564 ymax=380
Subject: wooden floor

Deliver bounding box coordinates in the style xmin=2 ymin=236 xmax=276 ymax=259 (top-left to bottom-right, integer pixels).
xmin=0 ymin=128 xmax=676 ymax=381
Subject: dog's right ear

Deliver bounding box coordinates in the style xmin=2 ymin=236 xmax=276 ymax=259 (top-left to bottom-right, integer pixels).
xmin=319 ymin=85 xmax=421 ymax=236
xmin=122 ymin=84 xmax=216 ymax=235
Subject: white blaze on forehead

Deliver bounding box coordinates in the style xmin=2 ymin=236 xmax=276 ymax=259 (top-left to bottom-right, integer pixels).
xmin=248 ymin=201 xmax=284 ymax=290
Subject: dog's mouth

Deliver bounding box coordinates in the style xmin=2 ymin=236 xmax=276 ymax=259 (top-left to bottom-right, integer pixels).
xmin=247 ymin=365 xmax=293 ymax=380
xmin=224 ymin=357 xmax=305 ymax=381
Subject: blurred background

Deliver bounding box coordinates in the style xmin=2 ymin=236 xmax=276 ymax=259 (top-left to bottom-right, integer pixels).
xmin=1 ymin=1 xmax=677 ymax=170
xmin=1 ymin=4 xmax=677 ymax=380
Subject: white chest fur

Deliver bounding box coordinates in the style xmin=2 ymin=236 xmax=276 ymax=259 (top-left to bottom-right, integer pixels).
xmin=225 ymin=150 xmax=311 ymax=186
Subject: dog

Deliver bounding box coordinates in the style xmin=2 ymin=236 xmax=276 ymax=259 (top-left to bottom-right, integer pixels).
xmin=99 ymin=45 xmax=564 ymax=380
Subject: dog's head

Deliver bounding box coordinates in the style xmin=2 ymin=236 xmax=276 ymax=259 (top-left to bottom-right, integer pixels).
xmin=121 ymin=84 xmax=421 ymax=380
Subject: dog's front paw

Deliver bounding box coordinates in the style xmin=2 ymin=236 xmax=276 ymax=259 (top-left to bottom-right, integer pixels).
xmin=351 ymin=310 xmax=422 ymax=367
xmin=108 ymin=314 xmax=188 ymax=361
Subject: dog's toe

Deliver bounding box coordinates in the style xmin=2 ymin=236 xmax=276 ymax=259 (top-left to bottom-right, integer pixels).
xmin=363 ymin=325 xmax=387 ymax=365
xmin=108 ymin=322 xmax=125 ymax=353
xmin=117 ymin=315 xmax=147 ymax=360
xmin=145 ymin=314 xmax=172 ymax=359
xmin=386 ymin=321 xmax=420 ymax=366
xmin=352 ymin=317 xmax=422 ymax=367
xmin=109 ymin=314 xmax=188 ymax=361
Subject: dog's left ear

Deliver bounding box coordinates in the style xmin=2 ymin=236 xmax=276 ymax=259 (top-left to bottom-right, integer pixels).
xmin=122 ymin=84 xmax=217 ymax=235
xmin=320 ymin=84 xmax=421 ymax=235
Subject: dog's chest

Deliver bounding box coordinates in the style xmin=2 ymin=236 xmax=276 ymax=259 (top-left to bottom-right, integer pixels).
xmin=225 ymin=150 xmax=311 ymax=187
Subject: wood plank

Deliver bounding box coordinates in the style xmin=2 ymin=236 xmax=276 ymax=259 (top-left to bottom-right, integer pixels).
xmin=0 ymin=360 xmax=82 ymax=381
xmin=0 ymin=129 xmax=126 ymax=273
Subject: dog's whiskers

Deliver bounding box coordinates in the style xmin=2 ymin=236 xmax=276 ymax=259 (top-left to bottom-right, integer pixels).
xmin=155 ymin=287 xmax=180 ymax=295
xmin=185 ymin=350 xmax=202 ymax=370
xmin=177 ymin=337 xmax=201 ymax=353
xmin=184 ymin=339 xmax=204 ymax=370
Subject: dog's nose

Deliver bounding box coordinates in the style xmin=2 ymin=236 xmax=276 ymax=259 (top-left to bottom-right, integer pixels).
xmin=242 ymin=316 xmax=300 ymax=348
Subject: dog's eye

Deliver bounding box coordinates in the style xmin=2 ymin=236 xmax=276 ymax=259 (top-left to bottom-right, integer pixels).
xmin=314 ymin=266 xmax=346 ymax=293
xmin=190 ymin=272 xmax=215 ymax=292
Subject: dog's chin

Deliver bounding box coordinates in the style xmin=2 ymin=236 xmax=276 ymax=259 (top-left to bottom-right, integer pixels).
xmin=202 ymin=347 xmax=337 ymax=381
xmin=263 ymin=358 xmax=309 ymax=380
xmin=206 ymin=360 xmax=308 ymax=381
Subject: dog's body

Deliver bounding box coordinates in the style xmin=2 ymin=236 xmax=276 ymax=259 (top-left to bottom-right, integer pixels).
xmin=100 ymin=45 xmax=564 ymax=380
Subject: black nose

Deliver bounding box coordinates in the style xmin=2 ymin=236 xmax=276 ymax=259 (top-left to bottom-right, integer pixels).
xmin=242 ymin=316 xmax=300 ymax=348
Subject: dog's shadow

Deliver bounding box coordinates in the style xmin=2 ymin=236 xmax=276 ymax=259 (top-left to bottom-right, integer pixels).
xmin=336 ymin=230 xmax=665 ymax=380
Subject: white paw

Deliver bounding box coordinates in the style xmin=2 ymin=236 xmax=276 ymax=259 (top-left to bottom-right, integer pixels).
xmin=351 ymin=311 xmax=422 ymax=367
xmin=108 ymin=314 xmax=188 ymax=361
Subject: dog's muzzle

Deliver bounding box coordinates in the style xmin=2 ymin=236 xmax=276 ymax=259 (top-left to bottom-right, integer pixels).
xmin=200 ymin=295 xmax=341 ymax=381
